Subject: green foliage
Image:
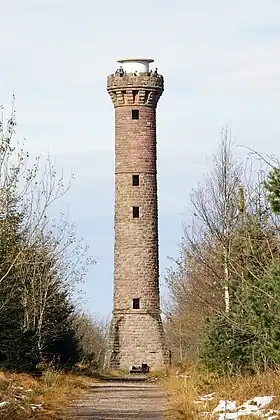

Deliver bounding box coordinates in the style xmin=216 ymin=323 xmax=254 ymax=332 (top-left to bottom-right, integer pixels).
xmin=42 ymin=289 xmax=81 ymax=367
xmin=0 ymin=209 xmax=82 ymax=371
xmin=201 ymin=265 xmax=280 ymax=374
xmin=166 ymin=136 xmax=280 ymax=374
xmin=264 ymin=167 xmax=280 ymax=214
xmin=0 ymin=108 xmax=93 ymax=373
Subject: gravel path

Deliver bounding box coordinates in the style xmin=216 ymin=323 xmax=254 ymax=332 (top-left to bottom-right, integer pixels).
xmin=72 ymin=380 xmax=165 ymax=420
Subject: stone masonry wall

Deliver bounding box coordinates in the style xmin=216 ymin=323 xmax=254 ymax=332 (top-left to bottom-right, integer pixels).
xmin=106 ymin=73 xmax=168 ymax=371
xmin=110 ymin=313 xmax=166 ymax=371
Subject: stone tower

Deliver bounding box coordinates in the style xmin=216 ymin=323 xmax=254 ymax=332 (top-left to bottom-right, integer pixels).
xmin=106 ymin=58 xmax=167 ymax=372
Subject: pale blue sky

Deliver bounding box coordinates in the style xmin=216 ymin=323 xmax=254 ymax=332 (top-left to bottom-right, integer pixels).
xmin=1 ymin=0 xmax=280 ymax=317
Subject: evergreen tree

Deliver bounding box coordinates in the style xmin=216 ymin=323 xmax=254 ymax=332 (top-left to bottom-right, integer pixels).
xmin=0 ymin=203 xmax=38 ymax=370
xmin=264 ymin=167 xmax=280 ymax=214
xmin=200 ymin=206 xmax=280 ymax=374
xmin=201 ymin=264 xmax=280 ymax=374
xmin=0 ymin=108 xmax=93 ymax=372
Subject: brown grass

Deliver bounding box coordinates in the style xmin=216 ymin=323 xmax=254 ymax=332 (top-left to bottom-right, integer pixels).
xmin=163 ymin=364 xmax=280 ymax=419
xmin=0 ymin=370 xmax=94 ymax=419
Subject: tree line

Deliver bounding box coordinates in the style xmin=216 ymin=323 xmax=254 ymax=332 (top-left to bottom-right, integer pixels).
xmin=7 ymin=100 xmax=279 ymax=377
xmin=0 ymin=107 xmax=107 ymax=373
xmin=165 ymin=131 xmax=280 ymax=374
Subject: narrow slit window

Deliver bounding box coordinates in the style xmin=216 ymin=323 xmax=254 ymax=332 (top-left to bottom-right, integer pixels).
xmin=133 ymin=298 xmax=140 ymax=309
xmin=132 ymin=109 xmax=139 ymax=120
xmin=132 ymin=175 xmax=139 ymax=186
xmin=132 ymin=206 xmax=139 ymax=218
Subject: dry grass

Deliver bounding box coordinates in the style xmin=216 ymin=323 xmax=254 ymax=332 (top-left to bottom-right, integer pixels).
xmin=163 ymin=364 xmax=280 ymax=419
xmin=0 ymin=369 xmax=93 ymax=419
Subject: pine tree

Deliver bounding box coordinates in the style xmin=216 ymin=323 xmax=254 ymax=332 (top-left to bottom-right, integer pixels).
xmin=264 ymin=167 xmax=280 ymax=214
xmin=0 ymin=203 xmax=38 ymax=370
xmin=201 ymin=264 xmax=280 ymax=374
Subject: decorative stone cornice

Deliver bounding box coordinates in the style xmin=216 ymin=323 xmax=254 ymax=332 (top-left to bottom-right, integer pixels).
xmin=107 ymin=74 xmax=164 ymax=107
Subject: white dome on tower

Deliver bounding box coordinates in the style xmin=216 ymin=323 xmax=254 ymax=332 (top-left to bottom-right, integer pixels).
xmin=117 ymin=58 xmax=154 ymax=73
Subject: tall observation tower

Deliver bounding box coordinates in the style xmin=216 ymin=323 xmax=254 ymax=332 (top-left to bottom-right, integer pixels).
xmin=106 ymin=58 xmax=167 ymax=371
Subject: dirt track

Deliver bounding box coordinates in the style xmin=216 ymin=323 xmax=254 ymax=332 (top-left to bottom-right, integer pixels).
xmin=72 ymin=380 xmax=165 ymax=420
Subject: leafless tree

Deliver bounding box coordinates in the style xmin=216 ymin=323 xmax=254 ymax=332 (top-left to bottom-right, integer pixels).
xmin=0 ymin=103 xmax=95 ymax=362
xmin=73 ymin=312 xmax=109 ymax=370
xmin=165 ymin=132 xmax=280 ymax=364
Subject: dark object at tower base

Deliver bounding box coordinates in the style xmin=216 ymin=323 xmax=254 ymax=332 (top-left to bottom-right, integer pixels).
xmin=130 ymin=362 xmax=150 ymax=374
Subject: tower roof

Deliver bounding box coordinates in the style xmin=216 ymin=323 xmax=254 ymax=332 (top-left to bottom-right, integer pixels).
xmin=117 ymin=58 xmax=154 ymax=73
xmin=117 ymin=58 xmax=154 ymax=63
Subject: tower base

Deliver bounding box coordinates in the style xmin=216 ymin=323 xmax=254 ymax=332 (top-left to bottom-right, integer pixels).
xmin=105 ymin=311 xmax=168 ymax=372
